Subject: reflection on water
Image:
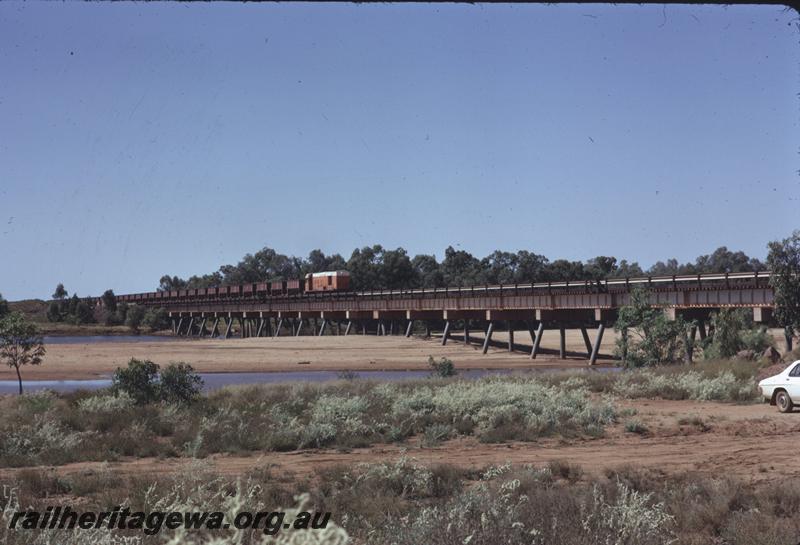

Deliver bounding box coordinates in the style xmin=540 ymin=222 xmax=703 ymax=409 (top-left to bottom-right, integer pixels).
xmin=0 ymin=367 xmax=620 ymax=395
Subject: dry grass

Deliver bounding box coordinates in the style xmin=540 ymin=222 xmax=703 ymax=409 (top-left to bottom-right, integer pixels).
xmin=4 ymin=460 xmax=798 ymax=545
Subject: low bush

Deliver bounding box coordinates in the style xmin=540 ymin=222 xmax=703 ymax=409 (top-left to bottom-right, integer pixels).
xmin=0 ymin=413 xmax=86 ymax=466
xmin=611 ymin=369 xmax=758 ymax=402
xmin=546 ymin=459 xmax=584 ymax=482
xmin=5 ymin=459 xmax=800 ymax=545
xmin=703 ymin=308 xmax=774 ymax=360
xmin=160 ymin=362 xmax=203 ymax=404
xmin=0 ymin=361 xmax=763 ymax=469
xmin=111 ymin=359 xmax=203 ymax=405
xmin=428 ymin=355 xmax=457 ymax=377
xmin=111 ymin=358 xmax=160 ymax=404
xmin=422 ymin=423 xmax=453 ymax=447
xmin=677 ymin=414 xmax=710 ymax=432
xmin=77 ymin=391 xmax=135 ymax=413
xmin=0 ymin=374 xmax=620 ymax=466
xmin=624 ymin=418 xmax=648 ymax=435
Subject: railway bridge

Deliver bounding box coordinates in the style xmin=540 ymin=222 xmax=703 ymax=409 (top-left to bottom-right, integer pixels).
xmin=117 ymin=271 xmax=776 ymax=365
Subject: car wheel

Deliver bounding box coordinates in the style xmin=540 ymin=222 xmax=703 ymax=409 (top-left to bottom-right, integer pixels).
xmin=776 ymin=390 xmax=794 ymax=413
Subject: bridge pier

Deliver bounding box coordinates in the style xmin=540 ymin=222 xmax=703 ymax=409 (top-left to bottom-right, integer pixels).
xmin=318 ymin=319 xmax=327 ymax=336
xmin=559 ymin=327 xmax=566 ymax=359
xmin=507 ymin=321 xmax=514 ymax=352
xmin=482 ymin=322 xmax=494 ymax=354
xmin=441 ymin=321 xmax=451 ymax=346
xmin=580 ymin=327 xmax=592 ymax=356
xmin=345 ymin=320 xmax=352 ymax=336
xmin=685 ymin=327 xmax=695 ymax=364
xmin=530 ymin=322 xmax=544 ymax=359
xmin=526 ymin=321 xmax=536 ymax=345
xmin=405 ymin=320 xmax=414 ymax=337
xmin=589 ymin=324 xmax=605 ymax=365
xmin=224 ymin=317 xmax=233 ymax=339
xmin=210 ymin=317 xmax=219 ymax=339
xmin=464 ymin=321 xmax=470 ymax=345
xmin=255 ymin=318 xmax=263 ymax=337
xmin=197 ymin=317 xmax=207 ymax=338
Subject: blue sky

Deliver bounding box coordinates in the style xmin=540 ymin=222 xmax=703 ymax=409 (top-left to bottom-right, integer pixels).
xmin=0 ymin=3 xmax=797 ymax=300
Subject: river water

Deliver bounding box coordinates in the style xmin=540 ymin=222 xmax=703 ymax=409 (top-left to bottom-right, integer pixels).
xmin=0 ymin=368 xmax=620 ymax=395
xmin=0 ymin=335 xmax=618 ymax=395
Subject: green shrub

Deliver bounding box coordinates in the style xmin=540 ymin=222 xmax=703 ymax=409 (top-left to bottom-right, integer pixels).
xmin=110 ymin=359 xmax=203 ymax=405
xmin=428 ymin=355 xmax=456 ymax=377
xmin=624 ymin=418 xmax=648 ymax=435
xmin=422 ymin=423 xmax=453 ymax=447
xmin=392 ymin=377 xmax=617 ymax=442
xmin=111 ymin=358 xmax=160 ymax=404
xmin=18 ymin=390 xmax=57 ymax=414
xmin=160 ymin=363 xmax=203 ymax=404
xmin=143 ymin=307 xmax=170 ymax=331
xmin=14 ymin=468 xmax=70 ymax=498
xmin=612 ymin=369 xmax=758 ymax=402
xmin=706 ymin=308 xmax=749 ymax=358
xmin=677 ymin=414 xmax=710 ymax=432
xmin=615 ymin=288 xmax=688 ymax=367
xmin=703 ymin=309 xmax=773 ymax=359
xmin=740 ymin=327 xmax=773 ymax=353
xmin=547 ymin=459 xmax=584 ymax=482
xmin=77 ymin=392 xmax=135 ymax=413
xmin=125 ymin=304 xmax=146 ymax=332
xmin=0 ymin=414 xmax=85 ymax=465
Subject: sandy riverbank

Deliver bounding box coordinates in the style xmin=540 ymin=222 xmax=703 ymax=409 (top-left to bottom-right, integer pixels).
xmin=3 ymin=328 xmax=620 ymax=381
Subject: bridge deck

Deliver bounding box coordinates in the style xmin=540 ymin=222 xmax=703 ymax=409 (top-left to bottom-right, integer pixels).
xmin=118 ymin=271 xmax=774 ymax=319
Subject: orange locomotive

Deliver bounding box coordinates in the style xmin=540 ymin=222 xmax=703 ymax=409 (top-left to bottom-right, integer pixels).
xmin=304 ymin=271 xmax=351 ymax=292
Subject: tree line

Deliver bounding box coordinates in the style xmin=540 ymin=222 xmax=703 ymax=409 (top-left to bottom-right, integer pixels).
xmin=45 ymin=284 xmax=169 ymax=332
xmin=0 ymin=233 xmax=799 ymax=391
xmin=158 ymin=244 xmax=767 ymax=292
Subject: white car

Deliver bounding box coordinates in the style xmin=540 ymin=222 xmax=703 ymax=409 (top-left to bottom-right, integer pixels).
xmin=759 ymin=360 xmax=800 ymax=413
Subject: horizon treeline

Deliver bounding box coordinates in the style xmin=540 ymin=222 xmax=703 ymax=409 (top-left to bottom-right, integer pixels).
xmin=158 ymin=245 xmax=766 ymax=292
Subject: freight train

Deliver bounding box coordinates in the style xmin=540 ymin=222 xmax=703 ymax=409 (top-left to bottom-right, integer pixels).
xmin=115 ymin=271 xmax=351 ymax=304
